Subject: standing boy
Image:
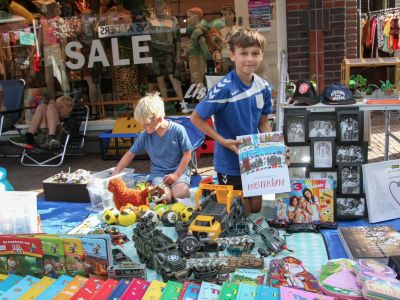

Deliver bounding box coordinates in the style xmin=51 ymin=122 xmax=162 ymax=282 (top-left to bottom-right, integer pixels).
xmin=191 ymin=28 xmax=272 ymax=214
xmin=112 ymin=93 xmax=192 ymax=203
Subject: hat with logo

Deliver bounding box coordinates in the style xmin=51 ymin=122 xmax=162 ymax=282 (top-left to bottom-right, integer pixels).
xmin=291 ymin=79 xmax=319 ymax=106
xmin=320 ymin=83 xmax=356 ymax=105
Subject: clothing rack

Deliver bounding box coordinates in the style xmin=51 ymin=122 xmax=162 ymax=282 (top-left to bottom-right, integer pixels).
xmin=369 ymin=7 xmax=400 ymax=16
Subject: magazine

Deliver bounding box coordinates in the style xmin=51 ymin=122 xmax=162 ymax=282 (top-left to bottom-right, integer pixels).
xmin=237 ymin=131 xmax=290 ymax=197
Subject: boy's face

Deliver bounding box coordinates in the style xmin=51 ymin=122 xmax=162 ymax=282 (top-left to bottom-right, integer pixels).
xmin=229 ymin=46 xmax=263 ymax=78
xmin=56 ymin=101 xmax=73 ymax=118
xmin=141 ymin=117 xmax=162 ymax=134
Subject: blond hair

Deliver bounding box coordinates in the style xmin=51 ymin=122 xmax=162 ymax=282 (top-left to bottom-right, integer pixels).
xmin=228 ymin=28 xmax=266 ymax=52
xmin=134 ymin=92 xmax=165 ymax=123
xmin=56 ymin=95 xmax=74 ymax=109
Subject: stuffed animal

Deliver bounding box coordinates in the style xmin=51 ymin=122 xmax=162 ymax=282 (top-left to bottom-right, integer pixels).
xmin=148 ymin=185 xmax=167 ymax=204
xmin=0 ymin=167 xmax=13 ymax=191
xmin=108 ymin=178 xmax=149 ymax=209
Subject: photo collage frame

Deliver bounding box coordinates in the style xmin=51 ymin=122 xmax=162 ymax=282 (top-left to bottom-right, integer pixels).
xmin=283 ymin=108 xmax=368 ymax=220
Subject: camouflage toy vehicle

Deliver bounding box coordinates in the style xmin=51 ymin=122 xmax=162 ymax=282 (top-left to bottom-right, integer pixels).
xmin=132 ymin=217 xmax=189 ymax=281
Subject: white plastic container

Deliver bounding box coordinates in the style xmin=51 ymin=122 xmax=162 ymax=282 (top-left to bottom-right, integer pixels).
xmin=0 ymin=191 xmax=38 ymax=234
xmin=87 ymin=167 xmax=135 ymax=211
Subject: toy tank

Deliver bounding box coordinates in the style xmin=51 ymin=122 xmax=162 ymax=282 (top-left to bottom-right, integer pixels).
xmin=132 ymin=217 xmax=189 ymax=282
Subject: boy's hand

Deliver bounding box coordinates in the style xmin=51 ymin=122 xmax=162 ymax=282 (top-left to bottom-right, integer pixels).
xmin=222 ymin=139 xmax=242 ymax=154
xmin=163 ymin=173 xmax=179 ymax=185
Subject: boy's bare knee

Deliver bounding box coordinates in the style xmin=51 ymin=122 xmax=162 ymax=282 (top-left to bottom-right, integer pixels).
xmin=172 ymin=183 xmax=190 ymax=200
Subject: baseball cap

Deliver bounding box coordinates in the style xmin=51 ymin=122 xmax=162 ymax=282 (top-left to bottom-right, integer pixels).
xmin=320 ymin=83 xmax=355 ymax=105
xmin=291 ymin=79 xmax=319 ymax=106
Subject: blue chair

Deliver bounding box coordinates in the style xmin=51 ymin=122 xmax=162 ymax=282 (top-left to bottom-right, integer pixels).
xmin=166 ymin=116 xmax=205 ymax=175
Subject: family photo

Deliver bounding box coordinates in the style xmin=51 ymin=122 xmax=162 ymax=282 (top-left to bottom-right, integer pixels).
xmin=336 ymin=145 xmax=365 ymax=163
xmin=287 ymin=117 xmax=306 ymax=143
xmin=336 ymin=197 xmax=366 ymax=217
xmin=309 ymin=120 xmax=336 ymax=138
xmin=340 ymin=116 xmax=359 ymax=141
xmin=340 ymin=166 xmax=361 ymax=194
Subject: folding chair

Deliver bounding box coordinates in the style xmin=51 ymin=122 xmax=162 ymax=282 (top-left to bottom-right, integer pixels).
xmin=166 ymin=116 xmax=205 ymax=175
xmin=0 ymin=79 xmax=26 ymax=157
xmin=20 ymin=105 xmax=90 ymax=167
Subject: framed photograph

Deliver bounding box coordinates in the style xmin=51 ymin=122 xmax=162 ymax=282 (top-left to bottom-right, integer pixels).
xmin=290 ymin=146 xmax=311 ymax=164
xmin=311 ymin=138 xmax=335 ymax=169
xmin=308 ymin=113 xmax=337 ymax=138
xmin=338 ymin=165 xmax=362 ymax=195
xmin=337 ymin=110 xmax=363 ymax=142
xmin=288 ymin=166 xmax=308 ymax=179
xmin=309 ymin=170 xmax=338 ymax=189
xmin=336 ymin=196 xmax=367 ymax=219
xmin=284 ymin=110 xmax=308 ymax=145
xmin=336 ymin=143 xmax=367 ymax=164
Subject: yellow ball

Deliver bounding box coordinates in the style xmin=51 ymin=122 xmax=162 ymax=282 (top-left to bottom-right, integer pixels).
xmin=178 ymin=206 xmax=194 ymax=222
xmin=103 ymin=207 xmax=120 ymax=225
xmin=171 ymin=202 xmax=186 ymax=214
xmin=154 ymin=204 xmax=170 ymax=218
xmin=135 ymin=205 xmax=150 ymax=218
xmin=118 ymin=208 xmax=137 ymax=226
xmin=120 ymin=203 xmax=135 ymax=212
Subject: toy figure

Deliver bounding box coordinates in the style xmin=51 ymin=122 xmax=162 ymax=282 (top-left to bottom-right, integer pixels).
xmin=219 ymin=5 xmax=240 ymax=74
xmin=7 ymin=257 xmax=18 ymax=274
xmin=108 ymin=178 xmax=150 ymax=209
xmin=0 ymin=167 xmax=13 ymax=191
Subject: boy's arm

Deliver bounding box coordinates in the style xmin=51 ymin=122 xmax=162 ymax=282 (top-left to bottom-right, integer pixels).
xmin=258 ymin=114 xmax=271 ymax=133
xmin=163 ymin=150 xmax=192 ymax=185
xmin=112 ymin=151 xmax=135 ymax=176
xmin=191 ymin=111 xmax=241 ymax=154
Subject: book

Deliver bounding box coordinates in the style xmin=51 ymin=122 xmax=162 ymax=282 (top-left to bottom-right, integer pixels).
xmin=280 ymin=286 xmax=334 ymax=300
xmin=35 ymin=275 xmax=73 ymax=300
xmin=70 ymin=277 xmax=104 ymax=299
xmin=62 ymin=237 xmax=85 ymax=276
xmin=197 ymin=282 xmax=220 ymax=300
xmin=0 ymin=274 xmax=7 ymax=282
xmin=236 ymin=283 xmax=257 ymax=299
xmin=106 ymin=279 xmax=131 ymax=300
xmin=121 ymin=278 xmax=150 ymax=300
xmin=0 ymin=274 xmax=22 ymax=296
xmin=362 ymin=278 xmax=400 ymax=299
xmin=142 ymin=280 xmax=166 ymax=300
xmin=338 ymin=225 xmax=400 ymax=263
xmin=363 ymin=159 xmax=400 ymax=223
xmin=219 ymin=282 xmax=239 ymax=300
xmin=255 ymin=285 xmax=280 ymax=300
xmin=54 ymin=275 xmax=88 ymax=300
xmin=80 ymin=236 xmax=111 ymax=278
xmin=230 ymin=269 xmax=267 ymax=286
xmin=39 ymin=235 xmax=67 ymax=278
xmin=1 ymin=275 xmax=40 ymax=300
xmin=237 ymin=131 xmax=290 ymax=197
xmin=91 ymin=278 xmax=119 ymax=300
xmin=161 ymin=280 xmax=183 ymax=300
xmin=178 ymin=282 xmax=201 ymax=300
xmin=19 ymin=276 xmax=56 ymax=300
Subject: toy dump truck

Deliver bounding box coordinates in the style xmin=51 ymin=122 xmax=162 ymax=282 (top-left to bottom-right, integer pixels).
xmin=132 ymin=217 xmax=189 ymax=282
xmin=188 ymin=184 xmax=244 ymax=242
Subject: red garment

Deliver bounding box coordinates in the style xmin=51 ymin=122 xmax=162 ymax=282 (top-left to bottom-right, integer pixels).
xmin=370 ymin=17 xmax=378 ymax=56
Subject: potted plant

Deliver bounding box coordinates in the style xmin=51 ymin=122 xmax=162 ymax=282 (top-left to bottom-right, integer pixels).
xmin=380 ymin=80 xmax=394 ymax=96
xmin=348 ymin=75 xmax=368 ymax=98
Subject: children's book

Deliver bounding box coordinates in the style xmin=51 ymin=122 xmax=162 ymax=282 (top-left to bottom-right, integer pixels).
xmin=121 ymin=278 xmax=150 ymax=300
xmin=35 ymin=274 xmax=73 ymax=300
xmin=54 ymin=275 xmax=88 ymax=300
xmin=39 ymin=235 xmax=67 ymax=278
xmin=275 ymin=179 xmax=335 ymax=224
xmin=142 ymin=280 xmax=166 ymax=300
xmin=280 ymin=286 xmax=334 ymax=300
xmin=70 ymin=277 xmax=105 ymax=300
xmin=1 ymin=275 xmax=40 ymax=300
xmin=0 ymin=274 xmax=7 ymax=281
xmin=219 ymin=282 xmax=239 ymax=300
xmin=237 ymin=132 xmax=290 ymax=197
xmin=19 ymin=276 xmax=56 ymax=300
xmin=160 ymin=280 xmax=183 ymax=300
xmin=362 ymin=278 xmax=400 ymax=300
xmin=236 ymin=283 xmax=257 ymax=300
xmin=338 ymin=225 xmax=400 ymax=263
xmin=106 ymin=279 xmax=130 ymax=300
xmin=230 ymin=269 xmax=267 ymax=286
xmin=197 ymin=282 xmax=220 ymax=300
xmin=0 ymin=274 xmax=22 ymax=296
xmin=178 ymin=282 xmax=201 ymax=300
xmin=255 ymin=285 xmax=280 ymax=300
xmin=80 ymin=236 xmax=110 ymax=278
xmin=91 ymin=278 xmax=119 ymax=300
xmin=62 ymin=237 xmax=85 ymax=276
xmin=0 ymin=236 xmax=44 ymax=277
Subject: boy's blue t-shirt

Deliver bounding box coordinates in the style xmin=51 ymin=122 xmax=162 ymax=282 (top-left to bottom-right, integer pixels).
xmin=129 ymin=120 xmax=192 ymax=178
xmin=195 ymin=70 xmax=272 ymax=176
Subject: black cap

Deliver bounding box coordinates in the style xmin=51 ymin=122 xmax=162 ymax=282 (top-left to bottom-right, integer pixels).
xmin=320 ymin=83 xmax=356 ymax=105
xmin=292 ymin=79 xmax=319 ymax=106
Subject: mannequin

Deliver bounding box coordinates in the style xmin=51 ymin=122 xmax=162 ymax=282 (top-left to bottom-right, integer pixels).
xmin=219 ymin=5 xmax=240 ymax=74
xmin=186 ymin=7 xmax=212 ymax=86
xmin=147 ymin=0 xmax=183 ymax=100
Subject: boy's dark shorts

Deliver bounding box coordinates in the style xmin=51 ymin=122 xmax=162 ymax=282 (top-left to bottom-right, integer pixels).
xmin=217 ymin=173 xmax=243 ymax=190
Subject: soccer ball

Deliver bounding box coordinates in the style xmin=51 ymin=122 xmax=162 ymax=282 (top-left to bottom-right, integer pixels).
xmin=171 ymin=202 xmax=186 ymax=214
xmin=142 ymin=209 xmax=160 ymax=225
xmin=178 ymin=206 xmax=194 ymax=222
xmin=119 ymin=203 xmax=135 ymax=211
xmin=134 ymin=205 xmax=150 ymax=218
xmin=154 ymin=204 xmax=170 ymax=218
xmin=118 ymin=207 xmax=137 ymax=226
xmin=161 ymin=211 xmax=178 ymax=227
xmin=103 ymin=207 xmax=120 ymax=225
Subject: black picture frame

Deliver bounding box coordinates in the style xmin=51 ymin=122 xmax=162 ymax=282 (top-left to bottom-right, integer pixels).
xmin=308 ymin=112 xmax=337 ymax=138
xmin=337 ymin=110 xmax=363 ymax=142
xmin=288 ymin=166 xmax=309 ymax=179
xmin=290 ymin=146 xmax=311 ymax=164
xmin=309 ymin=169 xmax=338 ymax=189
xmin=338 ymin=165 xmax=363 ymax=195
xmin=336 ymin=142 xmax=368 ymax=164
xmin=335 ymin=195 xmax=367 ymax=220
xmin=311 ymin=138 xmax=336 ymax=169
xmin=284 ymin=110 xmax=308 ymax=145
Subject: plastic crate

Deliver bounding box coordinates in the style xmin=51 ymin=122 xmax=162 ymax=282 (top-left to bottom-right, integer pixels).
xmin=99 ymin=130 xmax=145 ymax=160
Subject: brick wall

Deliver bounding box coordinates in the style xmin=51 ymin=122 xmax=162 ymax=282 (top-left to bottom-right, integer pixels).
xmin=286 ymin=0 xmax=358 ymax=91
